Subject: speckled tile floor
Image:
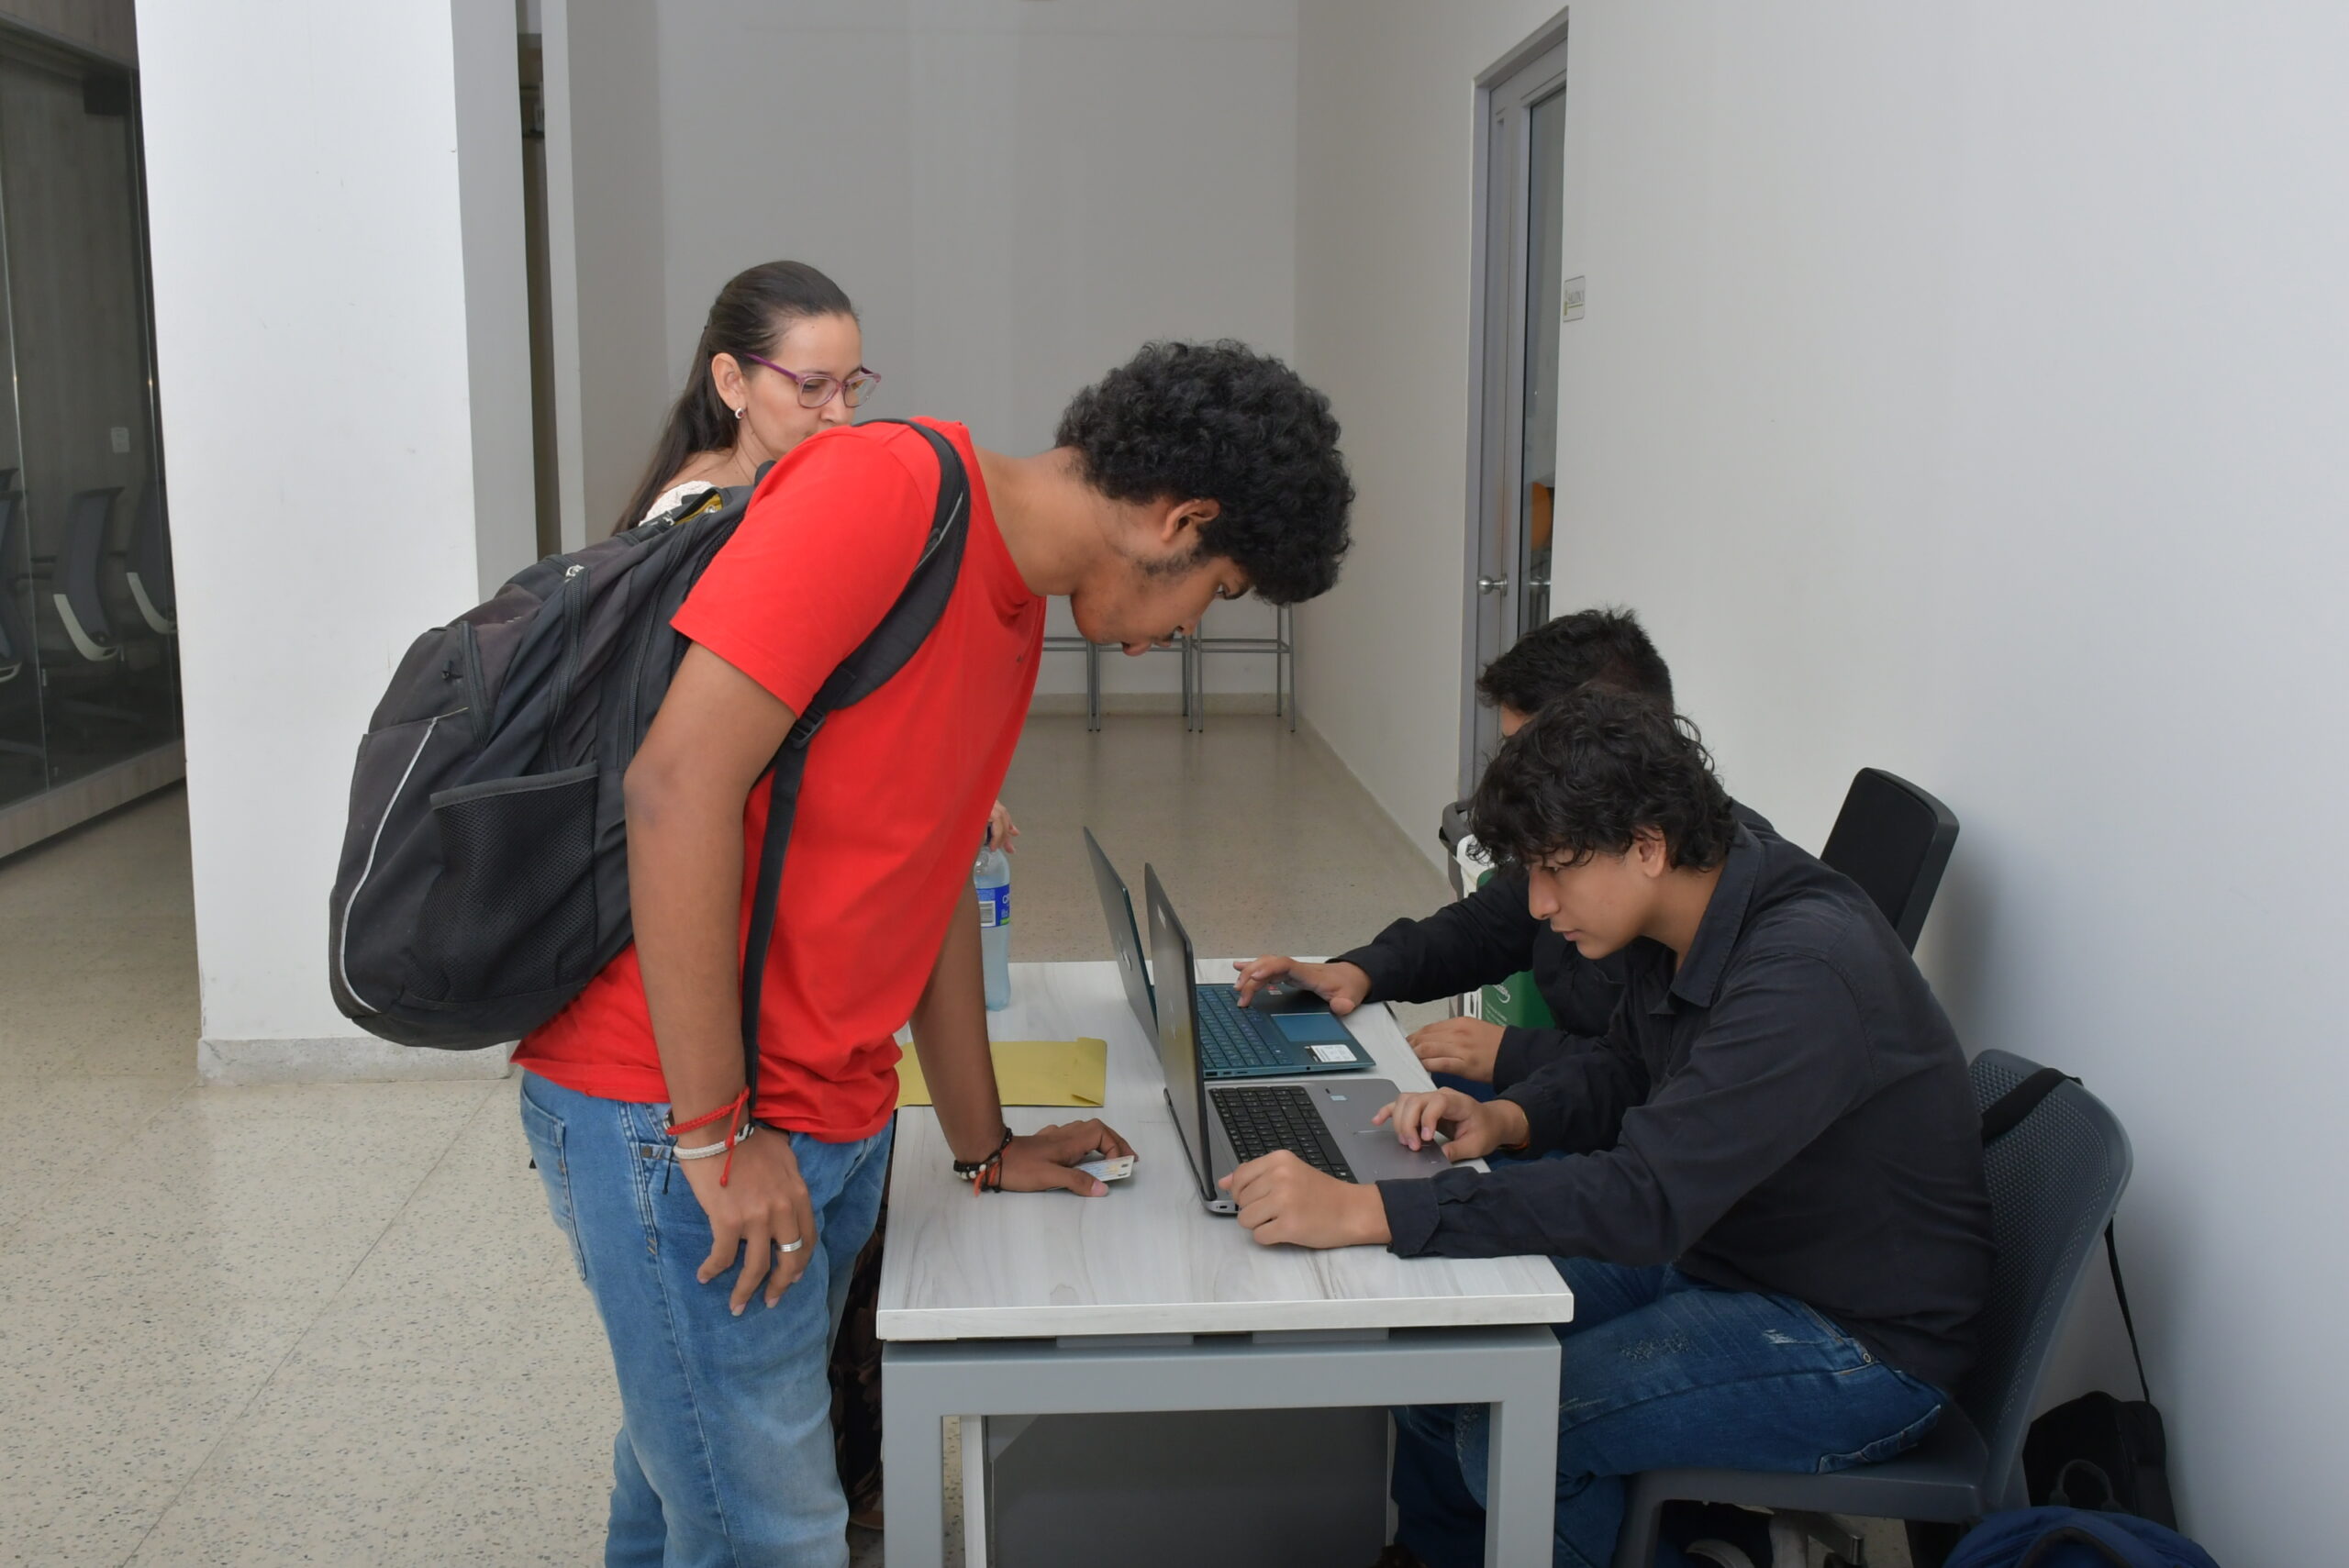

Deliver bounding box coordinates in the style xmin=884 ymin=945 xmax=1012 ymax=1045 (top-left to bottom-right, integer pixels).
xmin=0 ymin=717 xmax=1458 ymax=1567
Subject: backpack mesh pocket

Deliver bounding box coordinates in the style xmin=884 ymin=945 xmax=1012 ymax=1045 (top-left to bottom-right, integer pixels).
xmin=409 ymin=764 xmax=599 ymax=1006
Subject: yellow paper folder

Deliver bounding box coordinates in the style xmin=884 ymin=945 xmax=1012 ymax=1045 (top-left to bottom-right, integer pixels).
xmin=894 ymin=1038 xmax=1108 ymax=1108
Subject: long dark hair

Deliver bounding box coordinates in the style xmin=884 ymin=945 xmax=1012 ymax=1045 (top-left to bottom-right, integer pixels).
xmin=616 ymin=260 xmax=856 ymax=532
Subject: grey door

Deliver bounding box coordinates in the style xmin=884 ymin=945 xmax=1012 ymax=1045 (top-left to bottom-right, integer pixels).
xmin=1460 ymin=28 xmax=1569 ymax=796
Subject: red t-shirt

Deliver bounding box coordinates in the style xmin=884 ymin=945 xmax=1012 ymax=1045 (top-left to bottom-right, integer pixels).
xmin=515 ymin=420 xmax=1041 ymax=1140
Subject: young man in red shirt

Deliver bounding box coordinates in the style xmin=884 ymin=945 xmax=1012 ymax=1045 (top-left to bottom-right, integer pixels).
xmin=514 ymin=340 xmax=1353 ymax=1567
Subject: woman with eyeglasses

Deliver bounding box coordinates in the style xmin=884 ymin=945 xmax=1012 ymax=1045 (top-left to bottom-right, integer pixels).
xmin=618 ymin=260 xmax=1013 ymax=1539
xmin=617 ymin=259 xmax=885 ymax=534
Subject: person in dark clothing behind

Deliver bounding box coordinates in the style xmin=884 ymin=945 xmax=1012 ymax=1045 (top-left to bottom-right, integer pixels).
xmin=1235 ymin=607 xmax=1760 ymax=1094
xmin=1218 ymin=691 xmax=1994 ymax=1568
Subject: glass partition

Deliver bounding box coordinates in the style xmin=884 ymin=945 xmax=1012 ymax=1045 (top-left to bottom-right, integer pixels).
xmin=0 ymin=29 xmax=175 ymax=823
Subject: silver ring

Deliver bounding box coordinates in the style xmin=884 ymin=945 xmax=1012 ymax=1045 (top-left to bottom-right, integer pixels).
xmin=776 ymin=1238 xmax=806 ymax=1254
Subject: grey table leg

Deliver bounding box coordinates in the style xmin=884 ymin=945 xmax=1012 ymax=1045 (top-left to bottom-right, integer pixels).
xmin=1486 ymin=1360 xmax=1563 ymax=1568
xmin=1085 ymin=640 xmax=1102 ymax=731
xmin=881 ymin=1378 xmax=952 ymax=1568
xmin=882 ymin=1326 xmax=1561 ymax=1568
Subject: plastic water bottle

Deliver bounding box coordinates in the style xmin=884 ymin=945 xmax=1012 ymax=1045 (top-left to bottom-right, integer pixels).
xmin=974 ymin=840 xmax=1012 ymax=1010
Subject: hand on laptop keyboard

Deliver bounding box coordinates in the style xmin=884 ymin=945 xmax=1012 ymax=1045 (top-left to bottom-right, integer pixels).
xmin=1230 ymin=956 xmax=1373 ymax=1015
xmin=1218 ymin=1150 xmax=1394 ymax=1251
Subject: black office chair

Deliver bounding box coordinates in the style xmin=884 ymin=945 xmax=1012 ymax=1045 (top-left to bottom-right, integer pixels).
xmin=0 ymin=493 xmax=29 ymax=685
xmin=1437 ymin=797 xmax=1475 ymax=898
xmin=1609 ymin=1050 xmax=2134 ymax=1568
xmin=49 ymin=485 xmax=125 ymax=662
xmin=0 ymin=494 xmax=44 ymax=764
xmin=1820 ymin=769 xmax=1960 ymax=951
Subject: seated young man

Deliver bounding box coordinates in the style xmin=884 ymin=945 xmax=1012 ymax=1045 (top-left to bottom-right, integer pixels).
xmin=1237 ymin=607 xmax=1762 ymax=1094
xmin=1219 ymin=690 xmax=1994 ymax=1568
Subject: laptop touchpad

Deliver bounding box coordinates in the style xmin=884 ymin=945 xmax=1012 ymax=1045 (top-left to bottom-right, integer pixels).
xmin=1270 ymin=1012 xmax=1353 ymax=1046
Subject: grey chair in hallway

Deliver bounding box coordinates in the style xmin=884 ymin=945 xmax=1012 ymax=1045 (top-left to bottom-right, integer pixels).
xmin=0 ymin=493 xmax=45 ymax=763
xmin=0 ymin=493 xmax=30 ymax=685
xmin=1041 ymin=631 xmax=1193 ymax=732
xmin=1819 ymin=768 xmax=1961 ymax=951
xmin=1608 ymin=1049 xmax=2135 ymax=1568
xmin=49 ymin=485 xmax=125 ymax=662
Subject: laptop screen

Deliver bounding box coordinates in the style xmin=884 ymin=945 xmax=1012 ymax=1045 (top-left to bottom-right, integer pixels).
xmin=1143 ymin=863 xmax=1218 ymax=1203
xmin=1085 ymin=828 xmax=1158 ymax=1047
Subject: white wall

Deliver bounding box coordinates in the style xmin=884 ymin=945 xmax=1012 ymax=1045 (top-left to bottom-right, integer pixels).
xmin=1546 ymin=9 xmax=2349 ymax=1559
xmin=142 ymin=0 xmax=530 ymax=1079
xmin=649 ymin=0 xmax=1298 ymax=698
xmin=1299 ymin=3 xmax=2349 ymax=1559
xmin=1293 ymin=0 xmax=1560 ymax=839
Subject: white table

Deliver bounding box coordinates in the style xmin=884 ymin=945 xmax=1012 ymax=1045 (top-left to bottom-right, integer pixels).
xmin=879 ymin=960 xmax=1575 ymax=1566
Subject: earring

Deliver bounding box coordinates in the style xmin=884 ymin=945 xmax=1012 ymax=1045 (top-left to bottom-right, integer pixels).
xmin=732 ymin=406 xmax=745 ymax=421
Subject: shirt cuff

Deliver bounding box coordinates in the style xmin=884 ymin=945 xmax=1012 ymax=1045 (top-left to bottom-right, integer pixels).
xmin=1333 ymin=943 xmax=1405 ymax=1005
xmin=1499 ymin=1084 xmax=1564 ymax=1154
xmin=1377 ymin=1178 xmax=1442 ymax=1256
xmin=1492 ymin=1027 xmax=1537 ymax=1092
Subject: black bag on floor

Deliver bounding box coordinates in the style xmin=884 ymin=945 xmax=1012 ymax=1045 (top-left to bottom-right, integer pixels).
xmin=327 ymin=421 xmax=969 ymax=1067
xmin=1980 ymin=1070 xmax=2178 ymax=1529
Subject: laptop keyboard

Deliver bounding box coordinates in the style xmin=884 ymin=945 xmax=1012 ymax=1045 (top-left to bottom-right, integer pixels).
xmin=1213 ymin=1084 xmax=1357 ymax=1182
xmin=1195 ymin=987 xmax=1289 ymax=1073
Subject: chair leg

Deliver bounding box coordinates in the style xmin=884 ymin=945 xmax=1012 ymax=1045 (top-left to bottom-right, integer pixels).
xmin=1085 ymin=640 xmax=1102 ymax=732
xmin=1284 ymin=606 xmax=1298 ymax=733
xmin=1609 ymin=1477 xmax=1669 ymax=1568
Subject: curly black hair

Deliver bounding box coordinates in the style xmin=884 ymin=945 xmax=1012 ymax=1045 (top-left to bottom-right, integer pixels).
xmin=1470 ymin=688 xmax=1737 ymax=873
xmin=1055 ymin=339 xmax=1353 ymax=605
xmin=1476 ymin=606 xmax=1675 ymax=715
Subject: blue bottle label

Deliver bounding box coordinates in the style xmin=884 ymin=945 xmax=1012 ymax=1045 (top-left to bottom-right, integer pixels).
xmin=977 ymin=884 xmax=1010 ymax=929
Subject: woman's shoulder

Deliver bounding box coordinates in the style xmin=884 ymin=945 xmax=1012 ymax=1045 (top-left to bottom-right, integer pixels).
xmin=638 ymin=479 xmax=718 ymax=526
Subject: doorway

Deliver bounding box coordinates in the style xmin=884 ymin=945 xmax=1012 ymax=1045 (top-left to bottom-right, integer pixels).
xmin=1459 ymin=21 xmax=1569 ymax=796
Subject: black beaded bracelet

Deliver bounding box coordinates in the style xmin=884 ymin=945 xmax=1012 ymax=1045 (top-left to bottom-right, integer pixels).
xmin=952 ymin=1124 xmax=1015 ymax=1179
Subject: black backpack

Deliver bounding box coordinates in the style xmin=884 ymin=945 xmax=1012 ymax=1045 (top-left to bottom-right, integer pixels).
xmin=328 ymin=421 xmax=970 ymax=1092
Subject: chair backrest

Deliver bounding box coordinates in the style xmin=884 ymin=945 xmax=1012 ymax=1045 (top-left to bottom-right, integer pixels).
xmin=1820 ymin=768 xmax=1960 ymax=950
xmin=0 ymin=493 xmax=29 ymax=672
xmin=1961 ymin=1049 xmax=2134 ymax=1512
xmin=1438 ymin=797 xmax=1474 ymax=899
xmin=60 ymin=486 xmax=122 ymax=651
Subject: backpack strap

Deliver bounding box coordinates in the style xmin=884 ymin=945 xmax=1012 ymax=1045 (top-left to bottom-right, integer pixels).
xmin=1981 ymin=1067 xmax=2155 ymax=1405
xmin=1979 ymin=1066 xmax=2076 ymax=1142
xmin=2103 ymin=1220 xmax=2154 ymax=1404
xmin=735 ymin=421 xmax=973 ymax=1112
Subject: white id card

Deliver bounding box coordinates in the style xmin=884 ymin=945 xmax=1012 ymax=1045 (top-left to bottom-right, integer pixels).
xmin=1308 ymin=1042 xmax=1356 ymax=1063
xmin=1077 ymin=1155 xmax=1136 ymax=1182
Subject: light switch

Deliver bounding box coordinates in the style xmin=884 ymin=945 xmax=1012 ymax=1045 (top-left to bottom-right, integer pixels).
xmin=109 ymin=426 xmax=129 ymax=453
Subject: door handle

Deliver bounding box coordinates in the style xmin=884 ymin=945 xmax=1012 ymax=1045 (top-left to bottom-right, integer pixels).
xmin=1476 ymin=574 xmax=1510 ymax=595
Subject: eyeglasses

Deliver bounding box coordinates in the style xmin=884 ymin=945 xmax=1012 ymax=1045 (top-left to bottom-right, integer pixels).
xmin=740 ymin=352 xmax=882 ymax=410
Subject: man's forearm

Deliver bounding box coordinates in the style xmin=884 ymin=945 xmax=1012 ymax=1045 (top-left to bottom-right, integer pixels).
xmin=628 ymin=772 xmax=755 ymax=1133
xmin=907 ymin=897 xmax=1007 ymax=1163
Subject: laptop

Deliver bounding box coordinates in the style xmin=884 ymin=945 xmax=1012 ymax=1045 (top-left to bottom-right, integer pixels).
xmin=1085 ymin=827 xmax=1375 ymax=1078
xmin=1144 ymin=862 xmax=1449 ymax=1213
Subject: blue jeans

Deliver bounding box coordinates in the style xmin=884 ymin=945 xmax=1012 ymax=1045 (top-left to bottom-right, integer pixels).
xmin=1393 ymin=1257 xmax=1948 ymax=1568
xmin=520 ymin=1071 xmax=894 ymax=1568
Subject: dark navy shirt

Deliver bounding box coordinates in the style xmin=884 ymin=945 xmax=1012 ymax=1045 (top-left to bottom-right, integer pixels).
xmin=1337 ymin=804 xmax=1776 ymax=1092
xmin=1375 ymin=825 xmax=1995 ymax=1392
